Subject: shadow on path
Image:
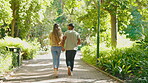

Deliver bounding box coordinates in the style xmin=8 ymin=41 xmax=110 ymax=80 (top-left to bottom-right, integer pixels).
xmin=4 ymin=52 xmax=117 ymax=83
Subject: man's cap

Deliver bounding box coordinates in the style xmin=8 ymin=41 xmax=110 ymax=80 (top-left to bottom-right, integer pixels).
xmin=68 ymin=23 xmax=74 ymax=28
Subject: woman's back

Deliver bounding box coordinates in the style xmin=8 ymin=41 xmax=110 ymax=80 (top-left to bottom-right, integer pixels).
xmin=49 ymin=32 xmax=62 ymax=46
xmin=49 ymin=24 xmax=63 ymax=46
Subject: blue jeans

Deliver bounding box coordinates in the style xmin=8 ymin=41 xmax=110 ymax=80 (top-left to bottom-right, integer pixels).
xmin=51 ymin=46 xmax=62 ymax=68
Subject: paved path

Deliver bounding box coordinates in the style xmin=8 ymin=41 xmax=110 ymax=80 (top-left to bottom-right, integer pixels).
xmin=4 ymin=51 xmax=117 ymax=83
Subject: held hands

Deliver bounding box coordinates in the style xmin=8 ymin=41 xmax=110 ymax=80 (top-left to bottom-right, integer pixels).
xmin=61 ymin=36 xmax=66 ymax=52
xmin=77 ymin=42 xmax=81 ymax=45
xmin=62 ymin=47 xmax=65 ymax=51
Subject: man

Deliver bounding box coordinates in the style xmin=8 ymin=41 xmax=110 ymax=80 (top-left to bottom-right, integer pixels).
xmin=62 ymin=23 xmax=81 ymax=76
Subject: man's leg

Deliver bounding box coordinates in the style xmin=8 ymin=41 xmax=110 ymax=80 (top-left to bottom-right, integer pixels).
xmin=66 ymin=50 xmax=71 ymax=67
xmin=70 ymin=50 xmax=76 ymax=71
xmin=66 ymin=50 xmax=73 ymax=76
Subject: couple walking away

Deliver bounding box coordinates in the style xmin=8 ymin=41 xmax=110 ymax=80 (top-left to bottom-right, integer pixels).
xmin=49 ymin=23 xmax=81 ymax=78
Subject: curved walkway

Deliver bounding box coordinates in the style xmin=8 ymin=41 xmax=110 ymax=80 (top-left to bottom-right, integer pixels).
xmin=4 ymin=52 xmax=118 ymax=83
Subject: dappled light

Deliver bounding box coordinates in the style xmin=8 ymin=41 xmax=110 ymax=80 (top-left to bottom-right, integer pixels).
xmin=117 ymin=34 xmax=134 ymax=48
xmin=26 ymin=63 xmax=51 ymax=67
xmin=3 ymin=53 xmax=116 ymax=83
xmin=0 ymin=0 xmax=148 ymax=83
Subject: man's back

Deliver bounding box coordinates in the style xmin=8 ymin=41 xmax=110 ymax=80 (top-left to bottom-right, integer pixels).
xmin=64 ymin=30 xmax=80 ymax=50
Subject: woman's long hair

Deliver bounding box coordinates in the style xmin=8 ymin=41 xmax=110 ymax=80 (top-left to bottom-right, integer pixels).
xmin=52 ymin=24 xmax=63 ymax=43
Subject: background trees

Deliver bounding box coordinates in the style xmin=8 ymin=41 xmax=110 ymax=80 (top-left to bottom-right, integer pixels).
xmin=0 ymin=0 xmax=148 ymax=47
xmin=0 ymin=0 xmax=12 ymax=38
xmin=11 ymin=0 xmax=51 ymax=38
xmin=0 ymin=0 xmax=148 ymax=81
xmin=0 ymin=0 xmax=51 ymax=38
xmin=0 ymin=0 xmax=12 ymax=25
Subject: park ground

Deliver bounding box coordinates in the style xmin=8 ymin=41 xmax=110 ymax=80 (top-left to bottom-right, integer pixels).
xmin=3 ymin=51 xmax=118 ymax=83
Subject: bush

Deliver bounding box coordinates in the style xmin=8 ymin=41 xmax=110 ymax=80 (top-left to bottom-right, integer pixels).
xmin=81 ymin=45 xmax=97 ymax=65
xmin=81 ymin=44 xmax=148 ymax=82
xmin=0 ymin=49 xmax=12 ymax=74
xmin=0 ymin=37 xmax=41 ymax=60
xmin=0 ymin=37 xmax=41 ymax=74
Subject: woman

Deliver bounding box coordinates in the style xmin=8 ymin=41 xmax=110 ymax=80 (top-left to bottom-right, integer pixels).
xmin=49 ymin=24 xmax=63 ymax=78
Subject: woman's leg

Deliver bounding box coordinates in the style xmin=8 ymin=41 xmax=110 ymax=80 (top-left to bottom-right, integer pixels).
xmin=56 ymin=47 xmax=62 ymax=68
xmin=54 ymin=47 xmax=62 ymax=78
xmin=51 ymin=47 xmax=58 ymax=68
xmin=51 ymin=47 xmax=58 ymax=77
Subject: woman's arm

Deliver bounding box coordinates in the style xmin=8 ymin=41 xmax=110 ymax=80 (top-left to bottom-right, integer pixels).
xmin=61 ymin=36 xmax=67 ymax=51
xmin=49 ymin=33 xmax=52 ymax=45
xmin=61 ymin=36 xmax=67 ymax=47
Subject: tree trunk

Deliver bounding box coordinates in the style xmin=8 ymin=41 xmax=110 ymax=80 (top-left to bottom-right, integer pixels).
xmin=11 ymin=18 xmax=15 ymax=37
xmin=11 ymin=5 xmax=17 ymax=37
xmin=110 ymin=13 xmax=117 ymax=48
xmin=14 ymin=25 xmax=20 ymax=37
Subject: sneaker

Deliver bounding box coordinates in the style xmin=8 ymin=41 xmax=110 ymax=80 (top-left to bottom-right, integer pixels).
xmin=54 ymin=69 xmax=58 ymax=78
xmin=55 ymin=75 xmax=58 ymax=78
xmin=71 ymin=71 xmax=73 ymax=76
xmin=68 ymin=66 xmax=71 ymax=76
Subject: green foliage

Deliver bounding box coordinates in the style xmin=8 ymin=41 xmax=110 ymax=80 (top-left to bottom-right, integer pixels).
xmin=12 ymin=53 xmax=19 ymax=67
xmin=0 ymin=49 xmax=12 ymax=74
xmin=52 ymin=0 xmax=63 ymax=15
xmin=81 ymin=45 xmax=96 ymax=65
xmin=0 ymin=0 xmax=52 ymax=38
xmin=0 ymin=0 xmax=12 ymax=26
xmin=55 ymin=14 xmax=67 ymax=23
xmin=15 ymin=0 xmax=51 ymax=38
xmin=124 ymin=7 xmax=146 ymax=41
xmin=81 ymin=44 xmax=148 ymax=81
xmin=77 ymin=0 xmax=148 ymax=45
xmin=102 ymin=0 xmax=129 ymax=12
xmin=0 ymin=36 xmax=41 ymax=74
xmin=0 ymin=36 xmax=41 ymax=60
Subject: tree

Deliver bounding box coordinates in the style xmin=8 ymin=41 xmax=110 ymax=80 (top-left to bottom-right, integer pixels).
xmin=101 ymin=0 xmax=132 ymax=48
xmin=0 ymin=0 xmax=12 ymax=26
xmin=10 ymin=0 xmax=51 ymax=38
xmin=78 ymin=0 xmax=148 ymax=47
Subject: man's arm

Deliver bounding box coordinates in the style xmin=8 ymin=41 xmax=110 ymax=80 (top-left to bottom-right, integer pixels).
xmin=77 ymin=33 xmax=81 ymax=45
xmin=77 ymin=38 xmax=81 ymax=45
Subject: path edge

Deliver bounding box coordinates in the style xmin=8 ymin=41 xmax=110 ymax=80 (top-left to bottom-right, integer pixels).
xmin=81 ymin=59 xmax=125 ymax=83
xmin=1 ymin=60 xmax=32 ymax=81
xmin=0 ymin=66 xmax=22 ymax=82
